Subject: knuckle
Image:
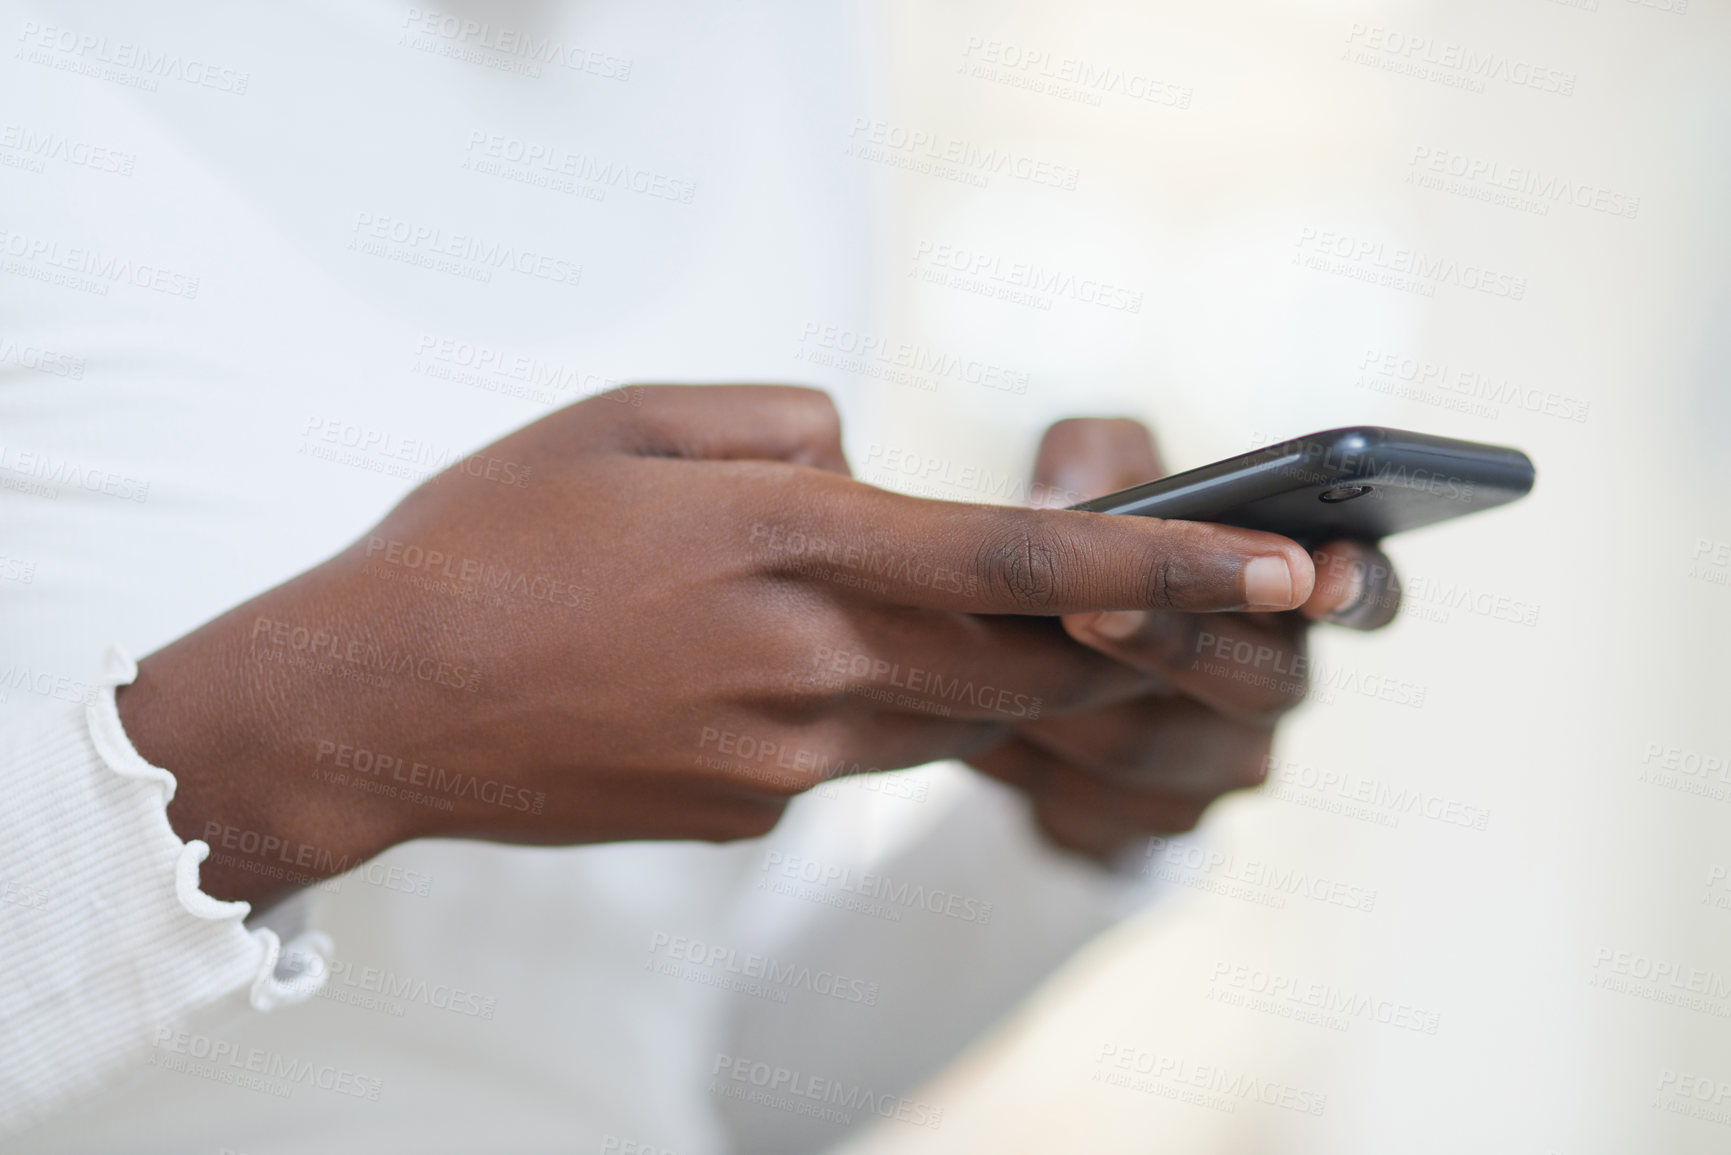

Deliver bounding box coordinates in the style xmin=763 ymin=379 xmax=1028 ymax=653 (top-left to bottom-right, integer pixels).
xmin=977 ymin=521 xmax=1068 ymax=609
xmin=780 ymin=629 xmax=865 ymax=714
xmin=779 ymin=387 xmax=844 ymax=464
xmin=793 ymin=387 xmax=842 ymax=434
xmin=1146 ymin=554 xmax=1174 ymax=610
xmin=1145 ymin=540 xmax=1208 ymax=611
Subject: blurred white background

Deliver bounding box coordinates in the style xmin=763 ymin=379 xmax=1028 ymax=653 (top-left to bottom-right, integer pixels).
xmin=3 ymin=0 xmax=1726 ymax=1150
xmin=835 ymin=0 xmax=1731 ymax=1150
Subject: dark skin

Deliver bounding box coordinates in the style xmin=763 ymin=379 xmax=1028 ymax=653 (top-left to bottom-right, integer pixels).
xmin=969 ymin=418 xmax=1398 ymax=860
xmin=116 ymin=386 xmax=1398 ymax=909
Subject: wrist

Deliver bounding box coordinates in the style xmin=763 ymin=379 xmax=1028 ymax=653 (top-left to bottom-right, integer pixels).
xmin=116 ymin=607 xmax=409 ymax=909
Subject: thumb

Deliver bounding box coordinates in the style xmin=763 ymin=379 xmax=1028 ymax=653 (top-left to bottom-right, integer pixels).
xmin=1032 ymin=417 xmax=1166 ymax=507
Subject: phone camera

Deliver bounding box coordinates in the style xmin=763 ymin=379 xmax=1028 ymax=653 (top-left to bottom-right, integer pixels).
xmin=1318 ymin=485 xmax=1373 ymax=503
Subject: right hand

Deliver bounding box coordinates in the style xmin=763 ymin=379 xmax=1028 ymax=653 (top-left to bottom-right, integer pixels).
xmin=120 ymin=386 xmax=1317 ymax=906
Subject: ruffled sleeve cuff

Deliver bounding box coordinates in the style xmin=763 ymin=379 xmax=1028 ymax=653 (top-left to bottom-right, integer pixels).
xmin=0 ymin=644 xmax=332 ymax=1137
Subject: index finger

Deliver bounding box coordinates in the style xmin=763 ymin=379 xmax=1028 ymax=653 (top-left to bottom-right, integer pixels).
xmin=759 ymin=476 xmax=1317 ymax=616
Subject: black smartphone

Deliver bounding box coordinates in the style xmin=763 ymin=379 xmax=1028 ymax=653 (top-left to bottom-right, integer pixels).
xmin=1068 ymin=426 xmax=1535 ymax=548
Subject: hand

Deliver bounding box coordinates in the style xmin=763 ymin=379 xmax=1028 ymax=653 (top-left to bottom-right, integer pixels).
xmin=966 ymin=418 xmax=1403 ymax=862
xmin=120 ymin=387 xmax=1323 ymax=907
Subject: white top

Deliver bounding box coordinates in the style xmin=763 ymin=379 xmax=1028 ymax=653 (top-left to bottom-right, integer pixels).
xmin=0 ymin=3 xmax=1147 ymax=1151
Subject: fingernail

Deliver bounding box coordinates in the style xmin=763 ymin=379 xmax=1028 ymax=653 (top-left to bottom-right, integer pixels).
xmin=1090 ymin=610 xmax=1147 ymax=640
xmin=1243 ymin=556 xmax=1294 ymax=609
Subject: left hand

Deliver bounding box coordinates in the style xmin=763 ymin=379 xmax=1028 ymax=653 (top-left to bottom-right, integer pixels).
xmin=967 ymin=418 xmax=1403 ymax=862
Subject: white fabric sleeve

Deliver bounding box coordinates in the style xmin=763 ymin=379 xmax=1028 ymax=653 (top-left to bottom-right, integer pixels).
xmin=0 ymin=645 xmax=332 ymax=1139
